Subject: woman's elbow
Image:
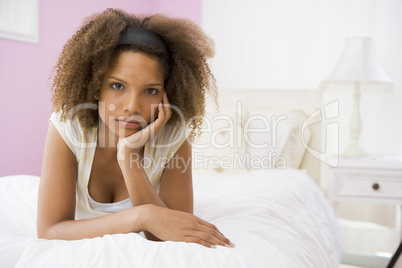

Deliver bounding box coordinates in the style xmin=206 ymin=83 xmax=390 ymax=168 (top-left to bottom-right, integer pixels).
xmin=37 ymin=226 xmax=50 ymax=239
xmin=37 ymin=222 xmax=60 ymax=240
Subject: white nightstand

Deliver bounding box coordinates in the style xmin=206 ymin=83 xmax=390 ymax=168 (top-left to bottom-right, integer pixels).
xmin=327 ymin=156 xmax=402 ymax=267
xmin=327 ymin=156 xmax=402 ymax=208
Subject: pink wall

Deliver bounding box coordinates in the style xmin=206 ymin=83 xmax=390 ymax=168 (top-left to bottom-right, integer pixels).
xmin=158 ymin=0 xmax=201 ymax=23
xmin=0 ymin=0 xmax=201 ymax=177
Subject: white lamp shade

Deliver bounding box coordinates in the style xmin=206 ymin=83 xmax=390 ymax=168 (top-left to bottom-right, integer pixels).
xmin=321 ymin=37 xmax=394 ymax=91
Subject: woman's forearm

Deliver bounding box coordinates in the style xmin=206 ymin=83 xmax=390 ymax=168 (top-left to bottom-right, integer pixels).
xmin=118 ymin=153 xmax=172 ymax=242
xmin=39 ymin=203 xmax=233 ymax=249
xmin=119 ymin=153 xmax=167 ymax=208
xmin=39 ymin=205 xmax=148 ymax=240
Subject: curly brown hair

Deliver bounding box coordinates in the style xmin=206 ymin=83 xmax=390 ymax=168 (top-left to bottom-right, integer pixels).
xmin=50 ymin=8 xmax=218 ymax=141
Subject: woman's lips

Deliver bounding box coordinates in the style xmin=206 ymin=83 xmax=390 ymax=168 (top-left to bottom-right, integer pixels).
xmin=117 ymin=119 xmax=141 ymax=129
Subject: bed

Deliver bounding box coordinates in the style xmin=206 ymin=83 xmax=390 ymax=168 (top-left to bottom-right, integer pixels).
xmin=0 ymin=89 xmax=343 ymax=267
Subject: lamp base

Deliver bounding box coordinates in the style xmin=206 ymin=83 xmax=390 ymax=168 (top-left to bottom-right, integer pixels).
xmin=343 ymin=142 xmax=366 ymax=157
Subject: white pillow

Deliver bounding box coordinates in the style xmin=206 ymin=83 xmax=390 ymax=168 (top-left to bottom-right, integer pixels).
xmin=280 ymin=110 xmax=312 ymax=168
xmin=246 ymin=109 xmax=311 ymax=169
xmin=192 ymin=108 xmax=249 ymax=175
xmin=191 ymin=108 xmax=312 ymax=173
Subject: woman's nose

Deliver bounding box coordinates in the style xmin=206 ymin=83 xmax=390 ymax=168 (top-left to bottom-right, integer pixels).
xmin=123 ymin=91 xmax=141 ymax=114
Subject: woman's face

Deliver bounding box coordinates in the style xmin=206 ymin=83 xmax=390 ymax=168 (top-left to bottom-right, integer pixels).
xmin=99 ymin=51 xmax=165 ymax=138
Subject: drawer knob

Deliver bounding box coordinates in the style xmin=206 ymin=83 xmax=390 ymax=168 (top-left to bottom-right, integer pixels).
xmin=372 ymin=183 xmax=380 ymax=190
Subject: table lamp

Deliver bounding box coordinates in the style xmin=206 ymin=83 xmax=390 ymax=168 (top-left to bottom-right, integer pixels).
xmin=321 ymin=37 xmax=394 ymax=157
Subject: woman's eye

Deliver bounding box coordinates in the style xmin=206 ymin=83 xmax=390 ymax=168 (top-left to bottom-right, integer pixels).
xmin=145 ymin=88 xmax=158 ymax=95
xmin=110 ymin=83 xmax=123 ymax=90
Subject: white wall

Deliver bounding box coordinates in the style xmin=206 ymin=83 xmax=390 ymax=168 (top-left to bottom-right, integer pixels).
xmin=201 ymin=0 xmax=402 ymax=157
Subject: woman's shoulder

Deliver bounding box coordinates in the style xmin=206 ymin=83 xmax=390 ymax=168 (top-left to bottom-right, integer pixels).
xmin=146 ymin=122 xmax=190 ymax=157
xmin=49 ymin=111 xmax=84 ymax=136
xmin=49 ymin=111 xmax=97 ymax=153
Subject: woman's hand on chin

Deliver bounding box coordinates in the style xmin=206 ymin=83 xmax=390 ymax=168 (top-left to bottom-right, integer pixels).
xmin=117 ymin=92 xmax=172 ymax=163
xmin=139 ymin=204 xmax=235 ymax=249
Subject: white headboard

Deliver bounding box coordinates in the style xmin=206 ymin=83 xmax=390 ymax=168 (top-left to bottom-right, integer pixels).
xmin=194 ymin=89 xmax=323 ymax=185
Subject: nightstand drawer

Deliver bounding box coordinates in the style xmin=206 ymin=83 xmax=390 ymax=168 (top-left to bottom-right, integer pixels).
xmin=335 ymin=174 xmax=402 ymax=199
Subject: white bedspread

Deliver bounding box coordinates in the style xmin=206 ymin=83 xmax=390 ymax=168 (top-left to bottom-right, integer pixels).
xmin=0 ymin=169 xmax=342 ymax=268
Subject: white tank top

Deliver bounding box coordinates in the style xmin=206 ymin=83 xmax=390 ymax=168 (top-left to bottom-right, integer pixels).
xmin=87 ymin=190 xmax=133 ymax=213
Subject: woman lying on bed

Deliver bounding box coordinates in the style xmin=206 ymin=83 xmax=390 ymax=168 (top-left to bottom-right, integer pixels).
xmin=37 ymin=8 xmax=234 ymax=249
